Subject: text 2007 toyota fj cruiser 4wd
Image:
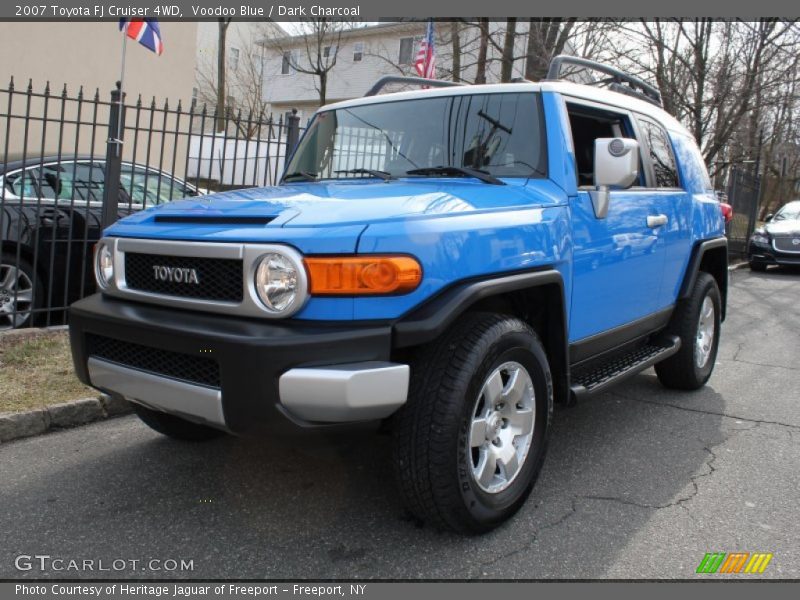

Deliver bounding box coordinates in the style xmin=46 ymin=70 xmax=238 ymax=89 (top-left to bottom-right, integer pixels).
xmin=69 ymin=57 xmax=728 ymax=533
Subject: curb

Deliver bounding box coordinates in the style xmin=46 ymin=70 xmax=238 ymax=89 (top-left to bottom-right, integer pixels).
xmin=728 ymin=261 xmax=749 ymax=272
xmin=0 ymin=394 xmax=133 ymax=444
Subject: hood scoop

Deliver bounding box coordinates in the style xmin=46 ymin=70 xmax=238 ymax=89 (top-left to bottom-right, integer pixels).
xmin=153 ymin=215 xmax=275 ymax=225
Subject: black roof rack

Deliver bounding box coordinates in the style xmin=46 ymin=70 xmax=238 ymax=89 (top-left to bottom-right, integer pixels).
xmin=364 ymin=75 xmax=464 ymax=97
xmin=545 ymin=55 xmax=663 ymax=107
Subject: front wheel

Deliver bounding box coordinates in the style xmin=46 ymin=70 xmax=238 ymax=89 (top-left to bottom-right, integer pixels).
xmin=655 ymin=272 xmax=721 ymax=390
xmin=392 ymin=312 xmax=553 ymax=534
xmin=0 ymin=254 xmax=42 ymax=330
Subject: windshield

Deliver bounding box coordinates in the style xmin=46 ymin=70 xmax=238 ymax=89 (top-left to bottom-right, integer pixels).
xmin=774 ymin=203 xmax=800 ymax=221
xmin=286 ymin=92 xmax=547 ymax=181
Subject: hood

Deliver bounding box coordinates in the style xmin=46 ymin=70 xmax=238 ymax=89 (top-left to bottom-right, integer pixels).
xmin=104 ymin=178 xmax=565 ymax=252
xmin=763 ymin=219 xmax=800 ymax=236
xmin=115 ymin=178 xmax=565 ymax=228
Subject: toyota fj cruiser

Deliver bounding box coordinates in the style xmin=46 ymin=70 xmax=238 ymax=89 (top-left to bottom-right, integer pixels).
xmin=69 ymin=57 xmax=728 ymax=533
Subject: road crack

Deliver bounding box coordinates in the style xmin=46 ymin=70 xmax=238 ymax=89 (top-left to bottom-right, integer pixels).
xmin=610 ymin=391 xmax=800 ymax=430
xmin=580 ymin=444 xmax=718 ymax=511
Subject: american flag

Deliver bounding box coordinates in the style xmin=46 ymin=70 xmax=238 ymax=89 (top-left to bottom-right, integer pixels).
xmin=119 ymin=19 xmax=164 ymax=56
xmin=415 ymin=21 xmax=436 ymax=79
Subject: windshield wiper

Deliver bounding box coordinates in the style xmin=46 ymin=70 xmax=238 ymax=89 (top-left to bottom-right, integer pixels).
xmin=334 ymin=168 xmax=395 ymax=181
xmin=405 ymin=166 xmax=505 ymax=185
xmin=282 ymin=171 xmax=317 ymax=182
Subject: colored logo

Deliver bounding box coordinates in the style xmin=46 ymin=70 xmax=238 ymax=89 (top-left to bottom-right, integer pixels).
xmin=696 ymin=552 xmax=773 ymax=574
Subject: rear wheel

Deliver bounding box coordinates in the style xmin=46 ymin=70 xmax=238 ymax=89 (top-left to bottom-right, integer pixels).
xmin=132 ymin=403 xmax=226 ymax=442
xmin=655 ymin=272 xmax=721 ymax=390
xmin=392 ymin=312 xmax=552 ymax=534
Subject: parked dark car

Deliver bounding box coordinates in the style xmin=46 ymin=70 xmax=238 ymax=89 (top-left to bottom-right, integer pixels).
xmin=0 ymin=156 xmax=200 ymax=329
xmin=748 ymin=200 xmax=800 ymax=271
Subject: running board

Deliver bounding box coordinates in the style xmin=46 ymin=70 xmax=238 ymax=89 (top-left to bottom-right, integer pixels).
xmin=570 ymin=335 xmax=681 ymax=400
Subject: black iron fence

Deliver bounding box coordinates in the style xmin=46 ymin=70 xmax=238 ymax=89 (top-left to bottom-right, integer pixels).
xmin=0 ymin=78 xmax=304 ymax=330
xmin=725 ymin=167 xmax=762 ymax=259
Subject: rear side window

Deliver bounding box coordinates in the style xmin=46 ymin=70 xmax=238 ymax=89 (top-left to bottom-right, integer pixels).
xmin=671 ymin=134 xmax=712 ymax=192
xmin=637 ymin=118 xmax=680 ymax=188
xmin=4 ymin=169 xmax=39 ymax=197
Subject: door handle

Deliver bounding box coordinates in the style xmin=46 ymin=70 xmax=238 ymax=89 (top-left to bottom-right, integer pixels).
xmin=647 ymin=214 xmax=668 ymax=228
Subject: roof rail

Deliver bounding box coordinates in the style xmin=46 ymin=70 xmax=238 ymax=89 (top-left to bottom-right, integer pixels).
xmin=364 ymin=75 xmax=464 ymax=97
xmin=546 ymin=55 xmax=662 ymax=107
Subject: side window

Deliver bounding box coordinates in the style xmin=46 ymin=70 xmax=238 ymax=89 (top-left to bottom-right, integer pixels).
xmin=281 ymin=51 xmax=294 ymax=75
xmin=69 ymin=162 xmax=105 ymax=201
xmin=637 ymin=118 xmax=680 ymax=188
xmin=399 ymin=37 xmax=419 ymax=65
xmin=39 ymin=162 xmax=80 ymax=200
xmin=565 ymin=103 xmax=643 ymax=187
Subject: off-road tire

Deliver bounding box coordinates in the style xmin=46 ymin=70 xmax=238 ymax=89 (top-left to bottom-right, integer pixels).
xmin=655 ymin=272 xmax=721 ymax=390
xmin=392 ymin=312 xmax=553 ymax=534
xmin=133 ymin=403 xmax=226 ymax=441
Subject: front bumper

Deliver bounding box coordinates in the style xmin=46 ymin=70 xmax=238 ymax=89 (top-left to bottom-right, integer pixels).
xmin=69 ymin=294 xmax=408 ymax=434
xmin=747 ymin=241 xmax=800 ymax=266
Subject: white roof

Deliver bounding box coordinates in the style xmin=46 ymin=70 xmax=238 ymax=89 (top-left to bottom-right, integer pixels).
xmin=319 ymin=79 xmax=689 ymax=138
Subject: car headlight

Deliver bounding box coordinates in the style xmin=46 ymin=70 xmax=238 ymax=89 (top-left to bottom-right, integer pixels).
xmin=254 ymin=250 xmax=307 ymax=316
xmin=94 ymin=242 xmax=114 ymax=288
xmin=751 ymin=232 xmax=769 ymax=245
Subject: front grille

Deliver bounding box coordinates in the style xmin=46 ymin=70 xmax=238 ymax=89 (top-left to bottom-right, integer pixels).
xmin=86 ymin=334 xmax=220 ymax=388
xmin=773 ymin=236 xmax=800 ymax=253
xmin=124 ymin=252 xmax=243 ymax=302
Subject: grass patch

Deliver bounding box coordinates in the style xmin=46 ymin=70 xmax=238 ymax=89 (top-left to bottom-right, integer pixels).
xmin=0 ymin=330 xmax=96 ymax=414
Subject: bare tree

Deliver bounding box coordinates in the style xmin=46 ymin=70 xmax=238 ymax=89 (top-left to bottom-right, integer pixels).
xmin=451 ymin=21 xmax=462 ymax=82
xmin=500 ymin=18 xmax=518 ymax=83
xmin=601 ymin=19 xmax=800 ymax=181
xmin=195 ymin=21 xmax=282 ymax=137
xmin=474 ymin=18 xmax=489 ymax=84
xmin=274 ymin=19 xmax=355 ymax=106
xmin=524 ymin=19 xmax=577 ymax=81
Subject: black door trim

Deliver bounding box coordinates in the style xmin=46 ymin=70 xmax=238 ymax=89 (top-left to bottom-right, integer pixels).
xmin=569 ymin=306 xmax=673 ymax=366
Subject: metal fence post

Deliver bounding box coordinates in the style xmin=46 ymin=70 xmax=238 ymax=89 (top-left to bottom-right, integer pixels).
xmin=102 ymin=81 xmax=125 ymax=228
xmin=285 ymin=108 xmax=300 ymax=155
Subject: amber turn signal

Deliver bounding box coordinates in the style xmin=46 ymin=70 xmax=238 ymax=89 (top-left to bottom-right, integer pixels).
xmin=304 ymin=256 xmax=422 ymax=295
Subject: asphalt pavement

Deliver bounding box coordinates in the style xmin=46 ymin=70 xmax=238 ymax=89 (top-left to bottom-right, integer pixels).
xmin=1 ymin=268 xmax=798 ymax=579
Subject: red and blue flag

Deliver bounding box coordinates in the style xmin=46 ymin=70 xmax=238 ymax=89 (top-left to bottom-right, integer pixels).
xmin=119 ymin=19 xmax=164 ymax=56
xmin=415 ymin=21 xmax=436 ymax=79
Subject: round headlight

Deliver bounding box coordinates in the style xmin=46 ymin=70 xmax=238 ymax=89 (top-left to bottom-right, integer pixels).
xmin=95 ymin=242 xmax=114 ymax=288
xmin=254 ymin=251 xmax=306 ymax=315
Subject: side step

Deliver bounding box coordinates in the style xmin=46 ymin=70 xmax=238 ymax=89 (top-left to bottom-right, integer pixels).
xmin=570 ymin=335 xmax=681 ymax=400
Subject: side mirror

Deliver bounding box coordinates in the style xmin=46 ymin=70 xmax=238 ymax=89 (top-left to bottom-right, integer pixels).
xmin=590 ymin=138 xmax=640 ymax=218
xmin=764 ymin=213 xmax=774 ymax=222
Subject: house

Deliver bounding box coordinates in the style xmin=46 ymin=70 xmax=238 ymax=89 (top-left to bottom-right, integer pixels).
xmin=260 ymin=21 xmax=534 ymax=120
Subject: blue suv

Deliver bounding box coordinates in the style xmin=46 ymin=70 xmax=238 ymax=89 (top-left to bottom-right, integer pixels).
xmin=69 ymin=58 xmax=728 ymax=533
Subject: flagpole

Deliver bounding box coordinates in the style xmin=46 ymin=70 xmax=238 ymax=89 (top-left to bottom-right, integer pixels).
xmin=115 ymin=31 xmax=127 ymax=157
